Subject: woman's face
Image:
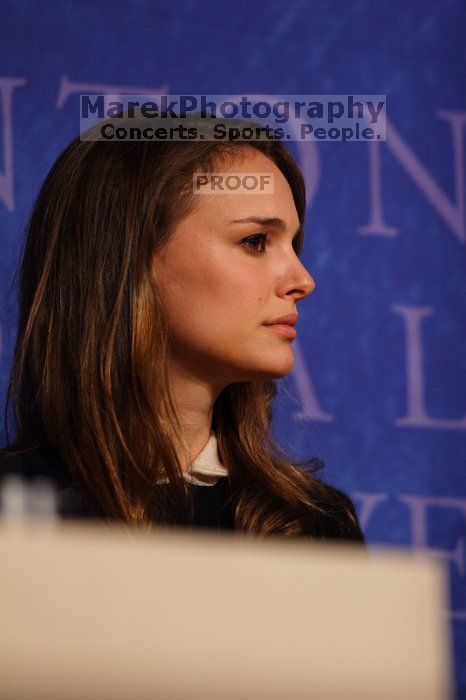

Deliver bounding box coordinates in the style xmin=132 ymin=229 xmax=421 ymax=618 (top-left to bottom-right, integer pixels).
xmin=152 ymin=148 xmax=316 ymax=388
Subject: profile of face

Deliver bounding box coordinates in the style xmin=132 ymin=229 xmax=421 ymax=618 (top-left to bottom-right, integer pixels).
xmin=152 ymin=148 xmax=316 ymax=390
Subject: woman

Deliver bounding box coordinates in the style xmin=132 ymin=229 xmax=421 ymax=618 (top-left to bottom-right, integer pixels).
xmin=0 ymin=116 xmax=365 ymax=544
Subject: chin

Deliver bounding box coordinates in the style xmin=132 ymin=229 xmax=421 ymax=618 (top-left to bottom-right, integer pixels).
xmin=265 ymin=365 xmax=294 ymax=380
xmin=239 ymin=355 xmax=295 ymax=381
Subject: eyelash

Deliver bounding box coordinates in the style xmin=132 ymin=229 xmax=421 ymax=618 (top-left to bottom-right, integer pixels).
xmin=240 ymin=233 xmax=269 ymax=255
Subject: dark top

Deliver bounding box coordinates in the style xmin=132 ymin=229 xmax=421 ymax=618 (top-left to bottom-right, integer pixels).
xmin=0 ymin=450 xmax=366 ymax=545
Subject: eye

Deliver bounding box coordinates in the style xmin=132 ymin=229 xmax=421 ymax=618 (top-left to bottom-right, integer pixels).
xmin=240 ymin=233 xmax=269 ymax=255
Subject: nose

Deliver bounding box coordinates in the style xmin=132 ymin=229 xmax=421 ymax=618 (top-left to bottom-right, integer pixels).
xmin=279 ymin=254 xmax=316 ymax=301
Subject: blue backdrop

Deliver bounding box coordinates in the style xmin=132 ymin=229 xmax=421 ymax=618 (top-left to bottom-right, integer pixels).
xmin=1 ymin=0 xmax=465 ymax=696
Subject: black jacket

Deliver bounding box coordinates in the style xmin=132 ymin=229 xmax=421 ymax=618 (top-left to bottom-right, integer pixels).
xmin=0 ymin=450 xmax=366 ymax=545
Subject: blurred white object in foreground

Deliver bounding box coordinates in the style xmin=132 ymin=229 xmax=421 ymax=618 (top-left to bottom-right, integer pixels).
xmin=0 ymin=520 xmax=454 ymax=700
xmin=0 ymin=475 xmax=58 ymax=524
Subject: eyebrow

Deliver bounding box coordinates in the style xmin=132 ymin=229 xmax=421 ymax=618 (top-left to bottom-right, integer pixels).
xmin=229 ymin=216 xmax=302 ymax=241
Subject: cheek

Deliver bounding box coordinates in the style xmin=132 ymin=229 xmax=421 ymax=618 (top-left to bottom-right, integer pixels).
xmin=165 ymin=262 xmax=268 ymax=344
xmin=176 ymin=250 xmax=266 ymax=310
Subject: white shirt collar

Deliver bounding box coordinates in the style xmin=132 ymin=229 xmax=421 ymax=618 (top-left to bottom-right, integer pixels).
xmin=156 ymin=432 xmax=229 ymax=486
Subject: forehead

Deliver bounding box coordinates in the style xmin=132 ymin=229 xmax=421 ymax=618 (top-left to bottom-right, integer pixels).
xmin=189 ymin=148 xmax=300 ymax=228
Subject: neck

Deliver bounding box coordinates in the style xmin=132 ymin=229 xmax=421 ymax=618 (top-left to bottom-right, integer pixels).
xmin=165 ymin=359 xmax=226 ymax=473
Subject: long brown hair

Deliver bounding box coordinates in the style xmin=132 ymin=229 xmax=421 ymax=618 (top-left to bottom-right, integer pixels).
xmin=1 ymin=116 xmax=356 ymax=537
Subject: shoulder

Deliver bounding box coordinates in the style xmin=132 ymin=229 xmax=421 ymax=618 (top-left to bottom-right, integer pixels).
xmin=0 ymin=449 xmax=99 ymax=519
xmin=302 ymin=480 xmax=366 ymax=545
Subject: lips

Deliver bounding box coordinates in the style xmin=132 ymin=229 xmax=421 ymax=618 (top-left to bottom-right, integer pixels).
xmin=263 ymin=312 xmax=298 ymax=327
xmin=263 ymin=323 xmax=297 ymax=339
xmin=263 ymin=312 xmax=298 ymax=340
